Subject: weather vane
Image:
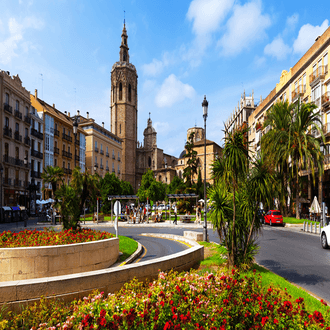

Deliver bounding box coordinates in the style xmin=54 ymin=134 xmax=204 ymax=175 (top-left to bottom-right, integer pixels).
xmin=124 ymin=10 xmax=125 ymax=24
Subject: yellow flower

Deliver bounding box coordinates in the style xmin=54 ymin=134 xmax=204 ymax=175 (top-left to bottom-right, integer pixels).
xmin=0 ymin=320 xmax=9 ymax=330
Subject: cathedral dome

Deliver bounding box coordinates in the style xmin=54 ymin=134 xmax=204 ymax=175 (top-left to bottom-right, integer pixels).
xmin=179 ymin=150 xmax=186 ymax=159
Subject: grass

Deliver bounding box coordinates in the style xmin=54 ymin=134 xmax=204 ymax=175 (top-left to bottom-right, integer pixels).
xmin=284 ymin=216 xmax=320 ymax=224
xmin=197 ymin=242 xmax=330 ymax=316
xmin=118 ymin=235 xmax=138 ymax=262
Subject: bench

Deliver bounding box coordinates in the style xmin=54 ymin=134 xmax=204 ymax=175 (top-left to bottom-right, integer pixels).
xmin=179 ymin=215 xmax=195 ymax=223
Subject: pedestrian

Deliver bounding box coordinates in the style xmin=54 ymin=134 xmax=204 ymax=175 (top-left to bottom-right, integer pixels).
xmin=195 ymin=205 xmax=200 ymax=224
xmin=173 ymin=204 xmax=177 ymax=225
xmin=143 ymin=206 xmax=146 ymax=223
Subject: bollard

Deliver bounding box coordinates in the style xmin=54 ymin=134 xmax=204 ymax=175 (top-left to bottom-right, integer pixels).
xmin=315 ymin=222 xmax=317 ymax=234
xmin=303 ymin=221 xmax=306 ymax=231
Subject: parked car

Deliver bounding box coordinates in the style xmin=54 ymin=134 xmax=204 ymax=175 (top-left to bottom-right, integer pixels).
xmin=264 ymin=210 xmax=283 ymax=226
xmin=158 ymin=204 xmax=166 ymax=210
xmin=321 ymin=224 xmax=330 ymax=249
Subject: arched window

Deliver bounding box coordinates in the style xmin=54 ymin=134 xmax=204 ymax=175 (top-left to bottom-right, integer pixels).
xmin=148 ymin=157 xmax=151 ymax=167
xmin=119 ymin=83 xmax=122 ymax=100
xmin=112 ymin=85 xmax=115 ymax=102
xmin=123 ymin=51 xmax=127 ymax=61
xmin=128 ymin=84 xmax=132 ymax=102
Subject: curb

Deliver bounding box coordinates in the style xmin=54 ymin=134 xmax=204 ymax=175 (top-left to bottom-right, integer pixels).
xmin=117 ymin=242 xmax=143 ymax=266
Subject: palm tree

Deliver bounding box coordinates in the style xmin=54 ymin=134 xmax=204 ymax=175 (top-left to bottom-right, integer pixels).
xmin=41 ymin=166 xmax=64 ymax=200
xmin=217 ymin=127 xmax=249 ymax=268
xmin=262 ymin=100 xmax=293 ymax=215
xmin=288 ymin=100 xmax=324 ymax=219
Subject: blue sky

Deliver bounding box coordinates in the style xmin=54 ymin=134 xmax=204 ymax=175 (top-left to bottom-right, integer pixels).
xmin=0 ymin=0 xmax=329 ymax=158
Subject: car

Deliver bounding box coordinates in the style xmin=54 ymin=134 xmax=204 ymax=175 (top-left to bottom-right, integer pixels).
xmin=321 ymin=225 xmax=330 ymax=249
xmin=158 ymin=204 xmax=166 ymax=210
xmin=264 ymin=210 xmax=283 ymax=226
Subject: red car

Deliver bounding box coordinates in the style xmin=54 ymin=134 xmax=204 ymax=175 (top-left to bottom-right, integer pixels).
xmin=264 ymin=210 xmax=283 ymax=226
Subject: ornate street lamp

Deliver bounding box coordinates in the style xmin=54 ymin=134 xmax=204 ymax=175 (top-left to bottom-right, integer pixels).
xmin=73 ymin=118 xmax=78 ymax=168
xmin=202 ymin=95 xmax=208 ymax=242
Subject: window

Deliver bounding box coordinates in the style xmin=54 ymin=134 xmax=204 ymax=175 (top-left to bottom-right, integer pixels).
xmin=15 ymin=100 xmax=19 ymax=111
xmin=15 ymin=147 xmax=19 ymax=159
xmin=95 ymin=141 xmax=97 ymax=149
xmin=54 ymin=158 xmax=57 ymax=166
xmin=38 ymin=142 xmax=41 ymax=152
xmin=63 ymin=144 xmax=65 ymax=151
xmin=128 ymin=84 xmax=131 ymax=102
xmin=100 ymin=158 xmax=103 ymax=166
xmin=119 ymin=83 xmax=122 ymax=100
xmin=118 ymin=165 xmax=120 ymax=173
xmin=100 ymin=143 xmax=103 ymax=152
xmin=325 ymin=53 xmax=328 ymax=72
xmin=112 ymin=149 xmax=115 ymax=158
xmin=95 ymin=156 xmax=97 ymax=164
xmin=106 ymin=146 xmax=108 ymax=153
xmin=32 ymin=119 xmax=35 ymax=129
xmin=5 ymin=143 xmax=9 ymax=156
xmin=123 ymin=50 xmax=127 ymax=61
xmin=106 ymin=160 xmax=108 ymax=167
xmin=25 ymin=127 xmax=28 ymax=137
xmin=5 ymin=117 xmax=9 ymax=127
xmin=45 ymin=134 xmax=50 ymax=151
xmin=15 ymin=122 xmax=19 ymax=132
xmin=63 ymin=161 xmax=65 ymax=168
xmin=118 ymin=152 xmax=120 ymax=160
xmin=68 ymin=162 xmax=70 ymax=170
xmin=25 ymin=106 xmax=28 ymax=115
xmin=38 ymin=122 xmax=41 ymax=133
xmin=5 ymin=93 xmax=9 ymax=104
xmin=63 ymin=127 xmax=65 ymax=134
xmin=112 ymin=162 xmax=115 ymax=171
xmin=112 ymin=86 xmax=115 ymax=102
xmin=68 ymin=146 xmax=71 ymax=154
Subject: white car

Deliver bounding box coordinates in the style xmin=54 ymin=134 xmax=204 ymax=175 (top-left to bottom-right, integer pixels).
xmin=321 ymin=225 xmax=330 ymax=248
xmin=158 ymin=204 xmax=166 ymax=210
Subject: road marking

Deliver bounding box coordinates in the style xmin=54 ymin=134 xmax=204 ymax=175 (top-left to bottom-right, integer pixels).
xmin=135 ymin=244 xmax=147 ymax=263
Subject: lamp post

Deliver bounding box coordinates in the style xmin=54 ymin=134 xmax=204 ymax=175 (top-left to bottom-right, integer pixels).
xmin=94 ymin=163 xmax=98 ymax=174
xmin=202 ymin=95 xmax=208 ymax=242
xmin=73 ymin=118 xmax=78 ymax=168
xmin=0 ymin=163 xmax=3 ymax=222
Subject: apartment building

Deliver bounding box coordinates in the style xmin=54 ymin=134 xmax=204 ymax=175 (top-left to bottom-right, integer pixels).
xmin=246 ymin=26 xmax=330 ymax=206
xmin=31 ymin=91 xmax=87 ymax=198
xmin=76 ymin=111 xmax=122 ymax=178
xmin=0 ymin=71 xmax=33 ymax=208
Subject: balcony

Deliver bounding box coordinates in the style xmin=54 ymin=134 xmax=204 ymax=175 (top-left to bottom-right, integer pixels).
xmin=62 ymin=133 xmax=72 ymax=142
xmin=63 ymin=168 xmax=72 ymax=175
xmin=112 ymin=154 xmax=115 ymax=159
xmin=106 ymin=152 xmax=109 ymax=157
xmin=100 ymin=164 xmax=104 ymax=169
xmin=3 ymin=155 xmax=30 ymax=168
xmin=312 ymin=97 xmax=321 ymax=109
xmin=14 ymin=110 xmax=22 ymax=120
xmin=54 ymin=147 xmax=59 ymax=155
xmin=95 ymin=147 xmax=99 ymax=153
xmin=325 ymin=154 xmax=330 ymax=165
xmin=322 ymin=91 xmax=330 ymax=110
xmin=54 ymin=129 xmax=60 ymax=137
xmin=106 ymin=166 xmax=109 ymax=171
xmin=24 ymin=114 xmax=31 ymax=125
xmin=75 ymin=139 xmax=80 ymax=146
xmin=31 ymin=149 xmax=43 ymax=159
xmin=4 ymin=103 xmax=12 ymax=114
xmin=62 ymin=150 xmax=72 ymax=159
xmin=14 ymin=131 xmax=22 ymax=142
xmin=31 ymin=171 xmax=42 ymax=179
xmin=3 ymin=177 xmax=11 ymax=185
xmin=75 ymin=155 xmax=80 ymax=162
xmin=292 ymin=84 xmax=306 ymax=102
xmin=24 ymin=136 xmax=30 ymax=146
xmin=100 ymin=149 xmax=104 ymax=155
xmin=14 ymin=158 xmax=23 ymax=166
xmin=14 ymin=179 xmax=22 ymax=187
xmin=112 ymin=168 xmax=115 ymax=173
xmin=309 ymin=65 xmax=328 ymax=88
xmin=118 ymin=169 xmax=121 ymax=174
xmin=323 ymin=123 xmax=330 ymax=136
xmin=3 ymin=126 xmax=12 ymax=138
xmin=31 ymin=128 xmax=44 ymax=140
xmin=118 ymin=156 xmax=121 ymax=161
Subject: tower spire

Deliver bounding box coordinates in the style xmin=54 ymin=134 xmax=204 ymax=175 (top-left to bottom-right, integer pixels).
xmin=119 ymin=21 xmax=129 ymax=63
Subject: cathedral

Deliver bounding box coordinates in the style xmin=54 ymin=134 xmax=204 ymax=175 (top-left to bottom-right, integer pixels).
xmin=110 ymin=23 xmax=177 ymax=191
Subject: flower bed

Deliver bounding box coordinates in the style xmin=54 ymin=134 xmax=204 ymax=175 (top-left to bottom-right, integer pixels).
xmin=0 ymin=228 xmax=114 ymax=248
xmin=2 ymin=268 xmax=330 ymax=329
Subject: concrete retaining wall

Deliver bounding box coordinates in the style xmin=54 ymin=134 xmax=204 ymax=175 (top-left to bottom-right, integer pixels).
xmin=0 ymin=236 xmax=203 ymax=313
xmin=0 ymin=237 xmax=119 ymax=282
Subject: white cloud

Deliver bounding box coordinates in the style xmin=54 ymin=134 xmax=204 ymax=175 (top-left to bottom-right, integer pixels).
xmin=218 ymin=0 xmax=271 ymax=56
xmin=0 ymin=16 xmax=44 ymax=65
xmin=293 ymin=19 xmax=329 ymax=54
xmin=264 ymin=36 xmax=291 ymax=60
xmin=187 ymin=0 xmax=234 ymax=37
xmin=285 ymin=14 xmax=299 ymax=31
xmin=253 ymin=55 xmax=266 ymax=67
xmin=142 ymin=52 xmax=172 ymax=77
xmin=154 ymin=122 xmax=170 ymax=134
xmin=155 ymin=74 xmax=195 ymax=108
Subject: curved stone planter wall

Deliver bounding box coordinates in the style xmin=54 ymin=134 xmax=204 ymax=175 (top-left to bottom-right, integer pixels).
xmin=0 ymin=237 xmax=119 ymax=282
xmin=0 ymin=234 xmax=203 ymax=313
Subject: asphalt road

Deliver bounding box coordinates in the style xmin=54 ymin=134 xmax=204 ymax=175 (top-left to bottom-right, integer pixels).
xmin=255 ymin=226 xmax=330 ymax=302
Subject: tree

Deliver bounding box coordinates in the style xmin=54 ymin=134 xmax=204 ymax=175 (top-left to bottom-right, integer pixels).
xmin=168 ymin=175 xmax=185 ymax=194
xmin=183 ymin=132 xmax=198 ymax=187
xmin=288 ymin=100 xmax=324 ymax=219
xmin=100 ymin=173 xmax=122 ymax=214
xmin=195 ymin=168 xmax=203 ymax=200
xmin=137 ymin=169 xmax=166 ymax=203
xmin=120 ymin=180 xmax=134 ymax=195
xmin=41 ymin=166 xmax=64 ymax=201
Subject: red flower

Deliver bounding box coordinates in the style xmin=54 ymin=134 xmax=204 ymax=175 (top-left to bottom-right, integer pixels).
xmin=274 ymin=319 xmax=279 ymax=324
xmin=100 ymin=309 xmax=106 ymax=317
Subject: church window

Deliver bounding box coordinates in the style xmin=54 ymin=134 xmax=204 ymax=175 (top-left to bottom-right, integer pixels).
xmin=148 ymin=157 xmax=151 ymax=167
xmin=159 ymin=175 xmax=161 ymax=181
xmin=124 ymin=38 xmax=127 ymax=45
xmin=128 ymin=84 xmax=132 ymax=102
xmin=112 ymin=86 xmax=115 ymax=102
xmin=119 ymin=83 xmax=122 ymax=100
xmin=123 ymin=51 xmax=127 ymax=61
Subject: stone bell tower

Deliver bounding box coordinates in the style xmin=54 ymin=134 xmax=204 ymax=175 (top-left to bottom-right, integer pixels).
xmin=110 ymin=22 xmax=138 ymax=189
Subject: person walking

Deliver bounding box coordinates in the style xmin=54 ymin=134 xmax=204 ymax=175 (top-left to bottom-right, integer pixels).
xmin=195 ymin=205 xmax=200 ymax=224
xmin=173 ymin=204 xmax=177 ymax=225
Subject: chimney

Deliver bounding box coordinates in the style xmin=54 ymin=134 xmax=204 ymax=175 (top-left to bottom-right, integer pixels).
xmin=102 ymin=122 xmax=104 ymax=128
xmin=77 ymin=110 xmax=80 ymax=116
xmin=68 ymin=112 xmax=70 ymax=117
xmin=87 ymin=112 xmax=89 ymax=119
xmin=35 ymin=89 xmax=38 ymax=98
xmin=53 ymin=103 xmax=55 ymax=108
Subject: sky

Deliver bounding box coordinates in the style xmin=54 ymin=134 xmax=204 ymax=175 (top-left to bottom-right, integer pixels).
xmin=0 ymin=0 xmax=330 ymax=158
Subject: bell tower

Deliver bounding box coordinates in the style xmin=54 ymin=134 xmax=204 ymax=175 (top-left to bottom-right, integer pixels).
xmin=110 ymin=23 xmax=138 ymax=189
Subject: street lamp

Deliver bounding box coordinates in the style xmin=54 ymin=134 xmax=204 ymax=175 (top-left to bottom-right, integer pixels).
xmin=94 ymin=163 xmax=98 ymax=174
xmin=0 ymin=163 xmax=3 ymax=222
xmin=73 ymin=118 xmax=78 ymax=168
xmin=202 ymin=95 xmax=208 ymax=242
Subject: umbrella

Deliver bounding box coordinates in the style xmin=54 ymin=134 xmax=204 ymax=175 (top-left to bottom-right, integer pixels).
xmin=45 ymin=198 xmax=55 ymax=203
xmin=310 ymin=196 xmax=321 ymax=214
